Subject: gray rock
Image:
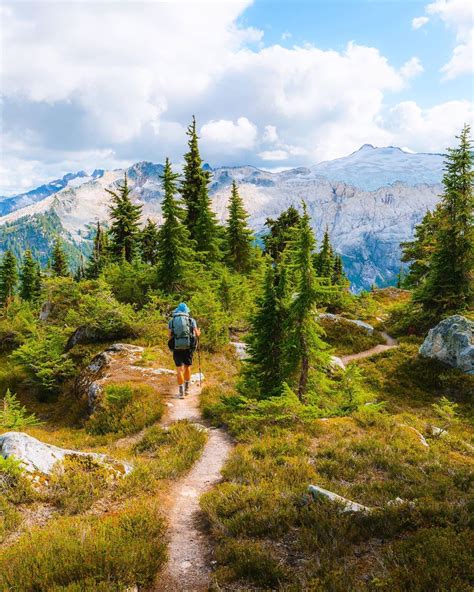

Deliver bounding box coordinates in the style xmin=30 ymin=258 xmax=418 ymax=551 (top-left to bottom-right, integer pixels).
xmin=0 ymin=431 xmax=132 ymax=475
xmin=319 ymin=313 xmax=374 ymax=334
xmin=230 ymin=341 xmax=248 ymax=360
xmin=39 ymin=301 xmax=52 ymax=321
xmin=329 ymin=355 xmax=346 ymax=371
xmin=308 ymin=484 xmax=372 ymax=513
xmin=419 ymin=315 xmax=474 ymax=374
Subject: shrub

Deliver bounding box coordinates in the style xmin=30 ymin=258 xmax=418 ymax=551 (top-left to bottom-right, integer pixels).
xmin=0 ymin=455 xmax=34 ymax=504
xmin=49 ymin=456 xmax=110 ymax=515
xmin=85 ymin=383 xmax=164 ymax=436
xmin=11 ymin=326 xmax=76 ymax=395
xmin=319 ymin=316 xmax=385 ymax=355
xmin=0 ymin=388 xmax=41 ymax=429
xmin=0 ymin=497 xmax=167 ymax=590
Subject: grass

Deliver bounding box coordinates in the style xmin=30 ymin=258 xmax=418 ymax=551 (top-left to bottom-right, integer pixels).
xmin=319 ymin=316 xmax=386 ymax=356
xmin=200 ymin=321 xmax=473 ymax=591
xmin=0 ymin=496 xmax=167 ymax=591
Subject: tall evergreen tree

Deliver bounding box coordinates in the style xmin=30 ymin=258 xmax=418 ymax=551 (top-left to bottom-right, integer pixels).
xmin=314 ymin=228 xmax=335 ymax=279
xmin=226 ymin=181 xmax=254 ymax=273
xmin=156 ymin=158 xmax=194 ymax=292
xmin=244 ymin=263 xmax=288 ymax=398
xmin=181 ymin=116 xmax=210 ymax=239
xmin=194 ymin=181 xmax=222 ymax=261
xmin=74 ymin=254 xmax=86 ymax=282
xmin=20 ymin=250 xmax=41 ymax=301
xmin=51 ymin=237 xmax=69 ymax=277
xmin=107 ymin=174 xmax=142 ymax=263
xmin=0 ymin=250 xmax=18 ymax=304
xmin=284 ymin=206 xmax=330 ymax=400
xmin=416 ymin=125 xmax=473 ymax=315
xmin=263 ymin=205 xmax=301 ymax=261
xmin=332 ymin=254 xmax=348 ymax=286
xmin=401 ymin=208 xmax=439 ymax=287
xmin=86 ymin=222 xmax=109 ymax=279
xmin=140 ymin=218 xmax=160 ymax=265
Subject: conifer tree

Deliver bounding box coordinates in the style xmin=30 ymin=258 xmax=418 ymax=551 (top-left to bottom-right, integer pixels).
xmin=74 ymin=254 xmax=86 ymax=282
xmin=332 ymin=254 xmax=347 ymax=286
xmin=401 ymin=208 xmax=439 ymax=287
xmin=264 ymin=205 xmax=301 ymax=261
xmin=0 ymin=250 xmax=18 ymax=304
xmin=86 ymin=222 xmax=109 ymax=279
xmin=181 ymin=116 xmax=210 ymax=239
xmin=284 ymin=206 xmax=330 ymax=400
xmin=107 ymin=174 xmax=142 ymax=263
xmin=314 ymin=228 xmax=335 ymax=278
xmin=194 ymin=181 xmax=222 ymax=261
xmin=140 ymin=218 xmax=160 ymax=265
xmin=244 ymin=263 xmax=288 ymax=398
xmin=156 ymin=158 xmax=194 ymax=292
xmin=226 ymin=180 xmax=254 ymax=273
xmin=20 ymin=249 xmax=41 ymax=301
xmin=51 ymin=237 xmax=69 ymax=277
xmin=416 ymin=125 xmax=473 ymax=315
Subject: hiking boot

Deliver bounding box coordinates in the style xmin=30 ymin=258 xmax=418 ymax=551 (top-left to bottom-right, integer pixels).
xmin=178 ymin=385 xmax=185 ymax=399
xmin=184 ymin=381 xmax=190 ymax=395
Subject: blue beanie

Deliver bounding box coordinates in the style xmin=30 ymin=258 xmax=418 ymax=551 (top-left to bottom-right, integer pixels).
xmin=175 ymin=302 xmax=190 ymax=314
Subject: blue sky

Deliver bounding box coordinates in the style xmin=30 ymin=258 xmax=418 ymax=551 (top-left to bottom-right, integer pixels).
xmin=0 ymin=0 xmax=472 ymax=195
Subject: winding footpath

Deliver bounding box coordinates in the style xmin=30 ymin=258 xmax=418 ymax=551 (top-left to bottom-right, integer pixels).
xmin=341 ymin=332 xmax=398 ymax=364
xmin=156 ymin=379 xmax=232 ymax=592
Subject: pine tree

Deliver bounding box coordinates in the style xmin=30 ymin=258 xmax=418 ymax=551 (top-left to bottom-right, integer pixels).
xmin=194 ymin=181 xmax=222 ymax=261
xmin=20 ymin=249 xmax=41 ymax=301
xmin=263 ymin=205 xmax=301 ymax=261
xmin=107 ymin=174 xmax=142 ymax=263
xmin=226 ymin=181 xmax=254 ymax=273
xmin=416 ymin=125 xmax=473 ymax=316
xmin=401 ymin=208 xmax=439 ymax=287
xmin=74 ymin=254 xmax=86 ymax=282
xmin=86 ymin=222 xmax=109 ymax=279
xmin=332 ymin=254 xmax=347 ymax=286
xmin=314 ymin=228 xmax=335 ymax=279
xmin=140 ymin=218 xmax=160 ymax=265
xmin=51 ymin=238 xmax=69 ymax=277
xmin=0 ymin=250 xmax=18 ymax=304
xmin=181 ymin=116 xmax=210 ymax=239
xmin=156 ymin=158 xmax=194 ymax=292
xmin=284 ymin=206 xmax=330 ymax=400
xmin=244 ymin=263 xmax=288 ymax=398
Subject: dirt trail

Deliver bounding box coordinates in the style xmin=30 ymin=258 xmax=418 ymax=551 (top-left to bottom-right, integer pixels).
xmin=341 ymin=332 xmax=398 ymax=364
xmin=156 ymin=380 xmax=233 ymax=592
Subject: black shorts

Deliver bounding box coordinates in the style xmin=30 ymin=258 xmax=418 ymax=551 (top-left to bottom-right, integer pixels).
xmin=173 ymin=349 xmax=193 ymax=367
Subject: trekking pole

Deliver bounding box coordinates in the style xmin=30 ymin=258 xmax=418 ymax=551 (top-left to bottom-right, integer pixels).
xmin=197 ymin=337 xmax=202 ymax=388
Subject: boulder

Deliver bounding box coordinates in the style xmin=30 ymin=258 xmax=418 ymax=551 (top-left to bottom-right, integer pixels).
xmin=230 ymin=341 xmax=248 ymax=360
xmin=329 ymin=355 xmax=346 ymax=371
xmin=0 ymin=431 xmax=131 ymax=476
xmin=419 ymin=315 xmax=474 ymax=374
xmin=308 ymin=485 xmax=372 ymax=513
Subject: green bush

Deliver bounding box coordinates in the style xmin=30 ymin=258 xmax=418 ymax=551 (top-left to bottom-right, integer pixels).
xmin=85 ymin=383 xmax=164 ymax=436
xmin=0 ymin=497 xmax=167 ymax=590
xmin=0 ymin=455 xmax=34 ymax=504
xmin=0 ymin=388 xmax=41 ymax=429
xmin=50 ymin=456 xmax=110 ymax=515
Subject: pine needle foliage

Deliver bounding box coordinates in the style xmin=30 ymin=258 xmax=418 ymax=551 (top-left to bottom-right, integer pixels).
xmin=226 ymin=180 xmax=254 ymax=273
xmin=194 ymin=181 xmax=222 ymax=262
xmin=284 ymin=206 xmax=331 ymax=400
xmin=51 ymin=237 xmax=69 ymax=277
xmin=156 ymin=158 xmax=194 ymax=293
xmin=107 ymin=174 xmax=142 ymax=263
xmin=0 ymin=389 xmax=41 ymax=430
xmin=181 ymin=115 xmax=211 ymax=240
xmin=0 ymin=250 xmax=18 ymax=304
xmin=415 ymin=124 xmax=473 ymax=316
xmin=86 ymin=222 xmax=109 ymax=279
xmin=19 ymin=249 xmax=41 ymax=301
xmin=140 ymin=218 xmax=160 ymax=265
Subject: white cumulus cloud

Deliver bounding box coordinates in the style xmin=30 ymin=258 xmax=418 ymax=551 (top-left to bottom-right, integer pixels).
xmin=200 ymin=117 xmax=258 ymax=150
xmin=412 ymin=16 xmax=430 ymax=29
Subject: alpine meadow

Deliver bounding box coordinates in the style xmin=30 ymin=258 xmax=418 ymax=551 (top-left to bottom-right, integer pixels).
xmin=0 ymin=1 xmax=473 ymax=591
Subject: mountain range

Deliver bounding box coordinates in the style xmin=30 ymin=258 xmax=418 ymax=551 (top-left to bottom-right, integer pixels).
xmin=0 ymin=145 xmax=445 ymax=291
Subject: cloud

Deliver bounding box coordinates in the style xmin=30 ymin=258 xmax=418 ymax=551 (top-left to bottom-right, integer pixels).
xmin=200 ymin=117 xmax=258 ymax=150
xmin=0 ymin=0 xmax=471 ymax=194
xmin=416 ymin=0 xmax=474 ymax=79
xmin=412 ymin=16 xmax=430 ymax=29
xmin=400 ymin=57 xmax=424 ymax=79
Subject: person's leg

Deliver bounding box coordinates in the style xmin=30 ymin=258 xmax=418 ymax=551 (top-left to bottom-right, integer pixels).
xmin=184 ymin=365 xmax=191 ymax=394
xmin=177 ymin=365 xmax=185 ymax=385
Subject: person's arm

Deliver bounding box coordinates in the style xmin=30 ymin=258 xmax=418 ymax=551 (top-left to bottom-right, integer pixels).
xmin=193 ymin=319 xmax=201 ymax=338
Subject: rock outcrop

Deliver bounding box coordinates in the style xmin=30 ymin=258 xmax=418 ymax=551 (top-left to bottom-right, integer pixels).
xmin=419 ymin=315 xmax=474 ymax=374
xmin=0 ymin=431 xmax=131 ymax=476
xmin=319 ymin=313 xmax=374 ymax=334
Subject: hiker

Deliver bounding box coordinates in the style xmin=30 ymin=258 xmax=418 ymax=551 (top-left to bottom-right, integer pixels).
xmin=168 ymin=302 xmax=201 ymax=398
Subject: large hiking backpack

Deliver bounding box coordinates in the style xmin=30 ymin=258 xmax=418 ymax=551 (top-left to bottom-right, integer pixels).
xmin=171 ymin=313 xmax=193 ymax=350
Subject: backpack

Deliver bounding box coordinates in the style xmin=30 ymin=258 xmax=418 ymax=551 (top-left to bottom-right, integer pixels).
xmin=171 ymin=313 xmax=194 ymax=350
